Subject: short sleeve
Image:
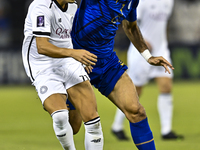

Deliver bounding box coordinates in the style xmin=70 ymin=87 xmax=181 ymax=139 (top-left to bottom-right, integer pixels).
xmin=31 ymin=4 xmax=51 ymax=37
xmin=136 ymin=0 xmax=146 ymax=20
xmin=125 ymin=0 xmax=139 ymax=22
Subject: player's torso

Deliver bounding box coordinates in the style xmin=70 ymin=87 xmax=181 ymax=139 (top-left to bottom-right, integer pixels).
xmin=22 ymin=0 xmax=77 ymax=78
xmin=140 ymin=0 xmax=173 ymax=21
xmin=24 ymin=0 xmax=77 ymax=48
xmin=138 ymin=0 xmax=174 ymax=52
xmin=72 ymin=0 xmax=138 ymax=58
xmin=48 ymin=2 xmax=76 ymax=48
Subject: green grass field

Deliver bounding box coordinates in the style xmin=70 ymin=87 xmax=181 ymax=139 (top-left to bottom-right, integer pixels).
xmin=0 ymin=80 xmax=200 ymax=150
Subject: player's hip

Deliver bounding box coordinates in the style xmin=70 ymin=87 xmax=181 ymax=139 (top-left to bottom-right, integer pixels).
xmin=128 ymin=63 xmax=173 ymax=86
xmin=32 ymin=62 xmax=89 ymax=104
xmin=89 ymin=52 xmax=128 ymax=96
xmin=72 ymin=37 xmax=114 ymax=58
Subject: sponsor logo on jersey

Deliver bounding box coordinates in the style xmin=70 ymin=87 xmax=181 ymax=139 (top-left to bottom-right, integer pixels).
xmin=37 ymin=16 xmax=45 ymax=27
xmin=56 ymin=28 xmax=71 ymax=39
xmin=149 ymin=4 xmax=169 ymax=21
xmin=149 ymin=12 xmax=169 ymax=21
xmin=91 ymin=138 xmax=101 ymax=143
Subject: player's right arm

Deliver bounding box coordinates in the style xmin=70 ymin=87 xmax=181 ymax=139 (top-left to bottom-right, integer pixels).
xmin=30 ymin=3 xmax=97 ymax=66
xmin=36 ymin=37 xmax=97 ymax=66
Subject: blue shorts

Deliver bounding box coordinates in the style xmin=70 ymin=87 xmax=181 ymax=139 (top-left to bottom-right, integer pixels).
xmin=89 ymin=51 xmax=128 ymax=96
xmin=66 ymin=99 xmax=76 ymax=110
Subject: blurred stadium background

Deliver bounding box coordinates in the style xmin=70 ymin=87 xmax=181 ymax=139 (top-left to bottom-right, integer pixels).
xmin=0 ymin=0 xmax=200 ymax=84
xmin=0 ymin=0 xmax=200 ymax=149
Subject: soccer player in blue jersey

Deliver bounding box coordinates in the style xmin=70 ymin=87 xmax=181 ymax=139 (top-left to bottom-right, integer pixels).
xmin=70 ymin=0 xmax=174 ymax=149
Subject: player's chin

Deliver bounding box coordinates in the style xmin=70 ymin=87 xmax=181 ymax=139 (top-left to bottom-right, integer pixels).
xmin=67 ymin=0 xmax=75 ymax=3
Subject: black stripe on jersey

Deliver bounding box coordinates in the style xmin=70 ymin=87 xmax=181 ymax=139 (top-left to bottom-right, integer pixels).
xmin=49 ymin=0 xmax=53 ymax=8
xmin=76 ymin=0 xmax=104 ymax=34
xmin=53 ymin=0 xmax=68 ymax=12
xmin=33 ymin=31 xmax=51 ymax=36
xmin=27 ymin=36 xmax=35 ymax=81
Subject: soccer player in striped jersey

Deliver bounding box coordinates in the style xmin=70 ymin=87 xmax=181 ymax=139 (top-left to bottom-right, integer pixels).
xmin=112 ymin=0 xmax=183 ymax=140
xmin=70 ymin=0 xmax=174 ymax=149
xmin=22 ymin=0 xmax=103 ymax=149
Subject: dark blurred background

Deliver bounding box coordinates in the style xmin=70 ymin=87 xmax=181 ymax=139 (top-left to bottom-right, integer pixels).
xmin=0 ymin=0 xmax=200 ymax=84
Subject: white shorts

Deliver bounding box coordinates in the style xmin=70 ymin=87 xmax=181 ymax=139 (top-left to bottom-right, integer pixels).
xmin=22 ymin=37 xmax=89 ymax=104
xmin=127 ymin=43 xmax=173 ymax=86
xmin=31 ymin=59 xmax=89 ymax=104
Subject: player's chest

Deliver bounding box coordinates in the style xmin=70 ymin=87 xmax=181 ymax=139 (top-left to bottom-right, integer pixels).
xmin=51 ymin=11 xmax=74 ymax=39
xmin=105 ymin=0 xmax=136 ymax=23
xmin=145 ymin=0 xmax=173 ymax=21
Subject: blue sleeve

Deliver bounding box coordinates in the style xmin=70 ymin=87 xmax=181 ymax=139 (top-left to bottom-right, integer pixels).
xmin=126 ymin=0 xmax=139 ymax=22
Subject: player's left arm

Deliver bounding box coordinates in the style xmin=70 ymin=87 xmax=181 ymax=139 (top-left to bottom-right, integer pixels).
xmin=122 ymin=20 xmax=174 ymax=74
xmin=122 ymin=20 xmax=147 ymax=53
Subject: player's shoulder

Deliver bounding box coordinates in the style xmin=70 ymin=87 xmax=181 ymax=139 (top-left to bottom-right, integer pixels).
xmin=139 ymin=0 xmax=147 ymax=3
xmin=31 ymin=0 xmax=50 ymax=5
xmin=138 ymin=0 xmax=149 ymax=4
xmin=137 ymin=0 xmax=155 ymax=8
xmin=168 ymin=0 xmax=174 ymax=7
xmin=30 ymin=0 xmax=52 ymax=9
xmin=28 ymin=0 xmax=52 ymax=15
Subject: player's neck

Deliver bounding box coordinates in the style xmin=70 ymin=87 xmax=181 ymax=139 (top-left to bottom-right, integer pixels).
xmin=56 ymin=0 xmax=68 ymax=9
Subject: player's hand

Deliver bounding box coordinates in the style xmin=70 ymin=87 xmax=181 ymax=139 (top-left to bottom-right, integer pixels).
xmin=84 ymin=65 xmax=93 ymax=74
xmin=148 ymin=56 xmax=174 ymax=74
xmin=71 ymin=49 xmax=97 ymax=66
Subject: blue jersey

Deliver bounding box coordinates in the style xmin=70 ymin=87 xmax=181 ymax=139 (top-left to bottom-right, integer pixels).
xmin=71 ymin=0 xmax=139 ymax=58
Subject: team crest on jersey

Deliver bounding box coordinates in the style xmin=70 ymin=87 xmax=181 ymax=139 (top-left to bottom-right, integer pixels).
xmin=40 ymin=86 xmax=48 ymax=94
xmin=37 ymin=16 xmax=45 ymax=27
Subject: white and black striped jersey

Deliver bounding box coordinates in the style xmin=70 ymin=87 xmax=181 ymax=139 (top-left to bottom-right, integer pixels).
xmin=22 ymin=0 xmax=77 ymax=80
xmin=24 ymin=0 xmax=77 ymax=46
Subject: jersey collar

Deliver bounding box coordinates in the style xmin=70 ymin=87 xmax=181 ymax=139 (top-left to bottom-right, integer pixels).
xmin=53 ymin=0 xmax=68 ymax=12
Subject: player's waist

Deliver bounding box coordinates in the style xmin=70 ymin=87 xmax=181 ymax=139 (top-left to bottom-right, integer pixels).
xmin=72 ymin=38 xmax=114 ymax=58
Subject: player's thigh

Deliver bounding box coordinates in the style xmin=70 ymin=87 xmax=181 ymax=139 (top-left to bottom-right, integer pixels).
xmin=66 ymin=100 xmax=82 ymax=134
xmin=33 ymin=73 xmax=68 ymax=115
xmin=108 ymin=72 xmax=146 ymax=120
xmin=43 ymin=93 xmax=68 ymax=115
xmin=155 ymin=77 xmax=172 ymax=93
xmin=67 ymin=80 xmax=98 ymax=122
